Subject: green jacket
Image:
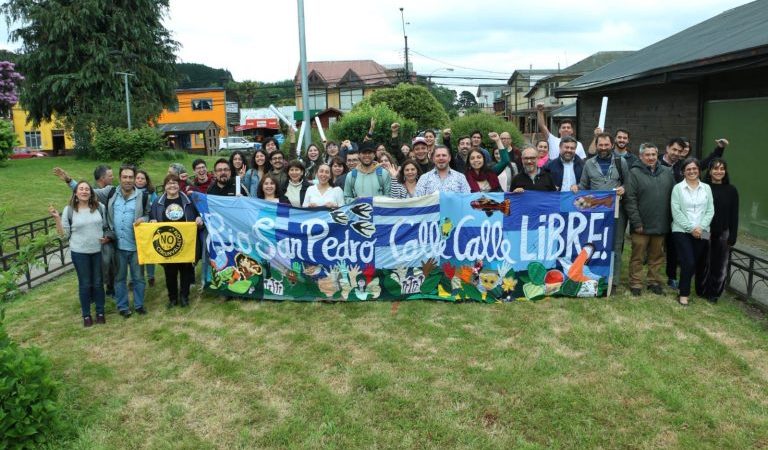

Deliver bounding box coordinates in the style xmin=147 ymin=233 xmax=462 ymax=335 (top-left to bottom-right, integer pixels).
xmin=624 ymin=160 xmax=675 ymax=234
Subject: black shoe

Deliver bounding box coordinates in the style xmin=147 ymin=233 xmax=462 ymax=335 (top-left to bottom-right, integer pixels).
xmin=180 ymin=296 xmax=189 ymax=307
xmin=707 ymin=296 xmax=718 ymax=304
xmin=630 ymin=287 xmax=642 ymax=297
xmin=648 ymin=284 xmax=664 ymax=295
xmin=95 ymin=314 xmax=106 ymax=324
xmin=83 ymin=315 xmax=93 ymax=327
xmin=149 ymin=277 xmax=155 ymax=287
xmin=135 ymin=306 xmax=147 ymax=315
xmin=119 ymin=309 xmax=132 ymax=318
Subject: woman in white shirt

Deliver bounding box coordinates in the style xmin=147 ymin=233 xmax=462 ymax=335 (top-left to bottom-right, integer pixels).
xmin=670 ymin=158 xmax=715 ymax=306
xmin=49 ymin=181 xmax=108 ymax=327
xmin=303 ymin=163 xmax=344 ymax=208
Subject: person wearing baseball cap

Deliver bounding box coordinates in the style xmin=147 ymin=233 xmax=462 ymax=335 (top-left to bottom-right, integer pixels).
xmin=343 ymin=141 xmax=391 ymax=204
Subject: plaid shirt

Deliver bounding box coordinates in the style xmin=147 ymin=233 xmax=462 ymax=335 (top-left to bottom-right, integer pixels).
xmin=415 ymin=168 xmax=470 ymax=196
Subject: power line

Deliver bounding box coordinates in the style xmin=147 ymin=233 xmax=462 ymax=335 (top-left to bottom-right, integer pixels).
xmin=409 ymin=49 xmax=512 ymax=75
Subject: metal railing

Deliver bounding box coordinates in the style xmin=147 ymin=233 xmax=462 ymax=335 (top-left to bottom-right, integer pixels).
xmin=1 ymin=216 xmax=72 ymax=291
xmin=727 ymin=247 xmax=768 ymax=303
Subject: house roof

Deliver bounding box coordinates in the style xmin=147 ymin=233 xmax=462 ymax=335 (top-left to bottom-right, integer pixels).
xmin=507 ymin=69 xmax=558 ymax=84
xmin=557 ymin=0 xmax=768 ymax=94
xmin=476 ymin=84 xmax=508 ymax=97
xmin=156 ymin=121 xmax=219 ymax=133
xmin=550 ymin=103 xmax=576 ymax=118
xmin=294 ymin=60 xmax=397 ymax=89
xmin=561 ymin=51 xmax=635 ymax=75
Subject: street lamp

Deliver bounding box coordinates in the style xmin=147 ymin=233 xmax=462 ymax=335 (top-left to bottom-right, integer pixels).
xmin=428 ymin=68 xmax=454 ymax=84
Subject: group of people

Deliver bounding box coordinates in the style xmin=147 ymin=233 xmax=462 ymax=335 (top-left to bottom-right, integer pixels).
xmin=49 ymin=109 xmax=739 ymax=326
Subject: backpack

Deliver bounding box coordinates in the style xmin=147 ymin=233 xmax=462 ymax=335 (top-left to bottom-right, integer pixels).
xmin=99 ymin=186 xmax=150 ymax=231
xmin=349 ymin=166 xmax=386 ymax=195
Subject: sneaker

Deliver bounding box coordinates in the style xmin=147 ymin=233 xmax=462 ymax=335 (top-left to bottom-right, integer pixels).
xmin=95 ymin=314 xmax=106 ymax=325
xmin=648 ymin=284 xmax=664 ymax=295
xmin=119 ymin=309 xmax=132 ymax=318
xmin=630 ymin=287 xmax=642 ymax=297
xmin=667 ymin=279 xmax=679 ymax=290
xmin=135 ymin=306 xmax=147 ymax=315
xmin=83 ymin=315 xmax=93 ymax=327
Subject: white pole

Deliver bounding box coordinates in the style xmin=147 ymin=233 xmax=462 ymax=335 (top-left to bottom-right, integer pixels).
xmin=314 ymin=116 xmax=326 ymax=142
xmin=296 ymin=120 xmax=307 ymax=158
xmin=270 ymin=105 xmax=297 ymax=131
xmin=598 ymin=96 xmax=608 ymax=130
xmin=235 ymin=175 xmax=242 ymax=197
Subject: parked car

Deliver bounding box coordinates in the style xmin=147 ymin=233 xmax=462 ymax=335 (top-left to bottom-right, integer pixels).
xmin=218 ymin=137 xmax=259 ymax=151
xmin=10 ymin=147 xmax=47 ymax=159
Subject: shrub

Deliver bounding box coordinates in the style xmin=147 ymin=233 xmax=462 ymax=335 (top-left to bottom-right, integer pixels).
xmin=450 ymin=113 xmax=526 ymax=149
xmin=0 ymin=119 xmax=17 ymax=165
xmin=328 ymin=103 xmax=417 ymax=147
xmin=355 ymin=83 xmax=449 ymax=131
xmin=0 ymin=317 xmax=61 ymax=448
xmin=92 ymin=126 xmax=165 ymax=166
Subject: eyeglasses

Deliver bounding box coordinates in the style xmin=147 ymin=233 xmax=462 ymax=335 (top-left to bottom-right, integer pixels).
xmin=215 ymin=168 xmax=230 ymax=173
xmin=522 ymin=157 xmax=537 ymax=160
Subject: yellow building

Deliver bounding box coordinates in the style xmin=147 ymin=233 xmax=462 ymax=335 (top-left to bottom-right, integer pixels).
xmin=293 ymin=60 xmax=398 ymax=121
xmin=11 ymin=104 xmax=74 ymax=153
xmin=157 ymin=87 xmax=239 ymax=153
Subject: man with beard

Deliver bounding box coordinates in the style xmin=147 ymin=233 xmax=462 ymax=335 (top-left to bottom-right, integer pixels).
xmin=411 ymin=136 xmax=434 ymax=174
xmin=343 ymin=142 xmax=391 ymax=204
xmin=537 ymin=104 xmax=587 ymax=159
xmin=450 ymin=135 xmax=472 ymax=173
xmin=544 ymin=136 xmax=584 ymax=192
xmin=415 ymin=146 xmax=470 ymax=196
xmin=206 ymin=158 xmax=249 ymax=196
xmin=589 ymin=128 xmax=638 ymax=167
xmin=510 ymin=147 xmax=556 ymax=192
xmin=575 ymin=133 xmax=629 ymax=290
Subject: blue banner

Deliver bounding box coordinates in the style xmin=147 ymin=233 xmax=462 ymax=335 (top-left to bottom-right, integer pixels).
xmin=192 ymin=191 xmax=617 ymax=302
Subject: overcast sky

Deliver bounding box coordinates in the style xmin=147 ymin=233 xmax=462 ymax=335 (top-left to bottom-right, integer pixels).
xmin=0 ymin=0 xmax=756 ymax=91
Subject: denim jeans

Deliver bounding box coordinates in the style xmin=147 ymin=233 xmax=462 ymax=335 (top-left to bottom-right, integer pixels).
xmin=71 ymin=251 xmax=105 ymax=317
xmin=115 ymin=249 xmax=145 ymax=311
xmin=140 ymin=263 xmax=156 ymax=280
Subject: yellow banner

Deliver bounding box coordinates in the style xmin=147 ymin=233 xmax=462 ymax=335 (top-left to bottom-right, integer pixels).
xmin=135 ymin=222 xmax=197 ymax=264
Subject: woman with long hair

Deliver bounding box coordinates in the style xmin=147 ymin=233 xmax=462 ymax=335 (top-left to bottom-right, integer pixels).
xmin=702 ymin=158 xmax=739 ymax=303
xmin=671 ymin=157 xmax=715 ymax=306
xmin=228 ymin=150 xmax=249 ymax=178
xmin=302 ymin=143 xmax=323 ymax=182
xmin=324 ymin=141 xmax=340 ymax=164
xmin=245 ymin=148 xmax=270 ymax=198
xmin=303 ymin=163 xmax=344 ymax=208
xmin=330 ymin=156 xmax=348 ymax=188
xmin=256 ymin=173 xmax=285 ymax=203
xmin=389 ymin=159 xmax=422 ymax=199
xmin=149 ymin=174 xmax=203 ymax=308
xmin=49 ymin=181 xmax=107 ymax=327
xmin=465 ymin=149 xmax=501 ymax=193
xmin=536 ymin=139 xmax=550 ymax=168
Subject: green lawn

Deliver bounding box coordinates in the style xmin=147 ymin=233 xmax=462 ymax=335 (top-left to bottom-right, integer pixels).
xmin=3 ymin=270 xmax=768 ymax=449
xmin=1 ymin=154 xmax=222 ymax=225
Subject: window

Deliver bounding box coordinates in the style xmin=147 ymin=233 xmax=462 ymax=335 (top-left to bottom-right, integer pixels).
xmin=191 ymin=98 xmax=213 ymax=111
xmin=307 ymin=89 xmax=327 ymax=110
xmin=339 ymin=88 xmax=363 ymax=111
xmin=25 ymin=131 xmax=42 ymax=149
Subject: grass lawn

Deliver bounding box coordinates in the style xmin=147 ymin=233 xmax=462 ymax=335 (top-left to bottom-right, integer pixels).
xmin=3 ymin=269 xmax=768 ymax=449
xmin=0 ymin=154 xmax=223 ymax=225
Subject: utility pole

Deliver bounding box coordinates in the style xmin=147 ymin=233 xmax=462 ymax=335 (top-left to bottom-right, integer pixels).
xmin=297 ymin=0 xmax=311 ymax=152
xmin=115 ymin=72 xmax=135 ymax=130
xmin=400 ymin=7 xmax=410 ymax=83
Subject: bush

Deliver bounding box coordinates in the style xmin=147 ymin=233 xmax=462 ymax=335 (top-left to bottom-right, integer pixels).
xmin=92 ymin=126 xmax=165 ymax=166
xmin=0 ymin=119 xmax=16 ymax=165
xmin=0 ymin=318 xmax=61 ymax=448
xmin=356 ymin=83 xmax=449 ymax=131
xmin=450 ymin=113 xmax=526 ymax=149
xmin=147 ymin=150 xmax=189 ymax=161
xmin=328 ymin=103 xmax=417 ymax=147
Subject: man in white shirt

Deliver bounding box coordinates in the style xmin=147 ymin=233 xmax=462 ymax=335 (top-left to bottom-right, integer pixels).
xmin=537 ymin=103 xmax=586 ymax=160
xmin=415 ymin=146 xmax=470 ymax=196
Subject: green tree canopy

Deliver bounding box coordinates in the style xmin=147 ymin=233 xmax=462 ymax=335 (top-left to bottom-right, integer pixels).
xmin=328 ymin=102 xmax=416 ymax=147
xmin=176 ymin=62 xmax=233 ymax=89
xmin=2 ymin=0 xmax=178 ymax=132
xmin=355 ymin=83 xmax=449 ymax=131
xmin=457 ymin=90 xmax=478 ymax=109
xmin=226 ymin=79 xmax=295 ymax=108
xmin=450 ymin=113 xmax=525 ymax=149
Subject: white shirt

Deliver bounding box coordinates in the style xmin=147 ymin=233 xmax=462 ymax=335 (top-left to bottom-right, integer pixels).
xmin=561 ymin=161 xmax=577 ymax=192
xmin=303 ymin=185 xmax=344 ymax=208
xmin=547 ymin=133 xmax=586 ymax=160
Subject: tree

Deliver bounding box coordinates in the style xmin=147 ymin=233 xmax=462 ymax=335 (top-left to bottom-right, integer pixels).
xmin=1 ymin=0 xmax=179 ymax=152
xmin=457 ymin=90 xmax=478 ymax=109
xmin=0 ymin=61 xmax=23 ymax=118
xmin=328 ymin=103 xmax=417 ymax=146
xmin=450 ymin=113 xmax=525 ymax=149
xmin=356 ymin=83 xmax=450 ymax=131
xmin=176 ymin=62 xmax=233 ymax=89
xmin=226 ymin=79 xmax=295 ymax=108
xmin=0 ymin=119 xmax=17 ymax=164
xmin=426 ymin=85 xmax=457 ymax=118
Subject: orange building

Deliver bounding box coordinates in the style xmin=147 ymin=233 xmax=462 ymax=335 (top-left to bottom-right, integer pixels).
xmin=156 ymin=87 xmax=240 ymax=154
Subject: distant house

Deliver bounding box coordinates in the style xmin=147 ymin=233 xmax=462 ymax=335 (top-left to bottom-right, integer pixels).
xmin=293 ymin=60 xmax=398 ymax=122
xmin=476 ymin=84 xmax=507 ymax=113
xmin=11 ymin=104 xmax=73 ymax=154
xmin=556 ymin=0 xmax=768 ymax=239
xmin=156 ymin=87 xmax=241 ymax=154
xmin=504 ymin=70 xmax=558 ymax=131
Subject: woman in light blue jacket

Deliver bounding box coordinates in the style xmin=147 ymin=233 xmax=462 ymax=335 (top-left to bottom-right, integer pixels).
xmin=670 ymin=158 xmax=714 ymax=306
